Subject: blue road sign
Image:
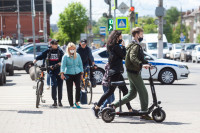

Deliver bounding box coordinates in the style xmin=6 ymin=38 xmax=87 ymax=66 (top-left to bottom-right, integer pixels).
xmin=116 ymin=17 xmax=128 ymax=30
xmin=100 ymin=27 xmax=106 ymax=36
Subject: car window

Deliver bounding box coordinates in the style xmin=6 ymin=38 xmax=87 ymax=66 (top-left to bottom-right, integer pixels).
xmin=198 ymin=47 xmax=200 ymax=51
xmin=0 ymin=48 xmax=7 ymax=54
xmin=40 ymin=45 xmax=48 ymax=52
xmin=8 ymin=48 xmax=18 ymax=55
xmin=99 ymin=50 xmax=108 ymax=58
xmin=23 ymin=46 xmax=34 ymax=53
xmin=186 ymin=45 xmax=192 ymax=50
xmin=175 ymin=44 xmax=182 ymax=49
xmin=148 ymin=43 xmax=157 ymax=50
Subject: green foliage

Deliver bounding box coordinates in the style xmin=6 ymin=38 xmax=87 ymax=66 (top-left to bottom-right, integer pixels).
xmin=54 ymin=30 xmax=69 ymax=46
xmin=163 ymin=21 xmax=173 ymax=42
xmin=197 ymin=34 xmax=200 ymax=43
xmin=165 ymin=7 xmax=180 ymax=25
xmin=57 ymin=2 xmax=88 ymax=43
xmin=172 ymin=17 xmax=189 ymax=43
xmin=50 ymin=28 xmax=55 ymax=39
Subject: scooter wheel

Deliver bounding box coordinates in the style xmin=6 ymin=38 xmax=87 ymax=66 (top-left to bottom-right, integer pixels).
xmin=152 ymin=108 xmax=166 ymax=123
xmin=101 ymin=107 xmax=115 ymax=123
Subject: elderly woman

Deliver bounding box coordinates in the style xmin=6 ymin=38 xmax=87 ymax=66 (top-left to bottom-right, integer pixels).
xmin=60 ymin=42 xmax=84 ymax=108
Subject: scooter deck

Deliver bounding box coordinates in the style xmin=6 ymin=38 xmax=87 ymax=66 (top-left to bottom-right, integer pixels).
xmin=114 ymin=111 xmax=149 ymax=116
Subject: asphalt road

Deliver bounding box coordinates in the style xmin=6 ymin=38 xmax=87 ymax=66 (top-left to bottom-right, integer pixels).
xmin=0 ymin=61 xmax=199 ymax=133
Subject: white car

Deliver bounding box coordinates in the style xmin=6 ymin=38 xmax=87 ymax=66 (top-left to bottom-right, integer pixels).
xmin=0 ymin=45 xmax=42 ymax=74
xmin=92 ymin=48 xmax=189 ymax=85
xmin=21 ymin=43 xmax=49 ymax=56
xmin=192 ymin=45 xmax=200 ymax=63
xmin=169 ymin=43 xmax=182 ymax=60
xmin=0 ymin=45 xmax=15 ymax=76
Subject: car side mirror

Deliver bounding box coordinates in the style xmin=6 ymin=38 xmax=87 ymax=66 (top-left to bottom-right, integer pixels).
xmin=17 ymin=52 xmax=21 ymax=56
xmin=145 ymin=56 xmax=152 ymax=60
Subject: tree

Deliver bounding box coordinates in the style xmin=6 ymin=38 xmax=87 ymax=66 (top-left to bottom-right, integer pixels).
xmin=54 ymin=30 xmax=69 ymax=46
xmin=164 ymin=21 xmax=173 ymax=42
xmin=165 ymin=7 xmax=180 ymax=26
xmin=57 ymin=2 xmax=88 ymax=43
xmin=50 ymin=28 xmax=55 ymax=39
xmin=172 ymin=17 xmax=189 ymax=43
xmin=197 ymin=34 xmax=200 ymax=43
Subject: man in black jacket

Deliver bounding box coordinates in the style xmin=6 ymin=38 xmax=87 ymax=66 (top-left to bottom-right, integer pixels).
xmin=33 ymin=39 xmax=64 ymax=107
xmin=77 ymin=39 xmax=96 ymax=78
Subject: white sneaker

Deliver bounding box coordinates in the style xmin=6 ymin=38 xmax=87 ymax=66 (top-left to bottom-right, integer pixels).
xmin=47 ymin=86 xmax=50 ymax=90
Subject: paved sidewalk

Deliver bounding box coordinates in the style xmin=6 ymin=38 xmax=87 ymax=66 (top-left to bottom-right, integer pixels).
xmin=0 ymin=71 xmax=200 ymax=133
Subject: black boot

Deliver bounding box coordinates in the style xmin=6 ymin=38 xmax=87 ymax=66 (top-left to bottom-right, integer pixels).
xmin=58 ymin=101 xmax=63 ymax=107
xmin=52 ymin=101 xmax=57 ymax=107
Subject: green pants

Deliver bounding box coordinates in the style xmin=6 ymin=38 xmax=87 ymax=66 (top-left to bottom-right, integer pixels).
xmin=113 ymin=72 xmax=149 ymax=111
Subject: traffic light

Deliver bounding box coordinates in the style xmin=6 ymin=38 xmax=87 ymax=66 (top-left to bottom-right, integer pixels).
xmin=129 ymin=6 xmax=135 ymax=22
xmin=108 ymin=19 xmax=113 ymax=31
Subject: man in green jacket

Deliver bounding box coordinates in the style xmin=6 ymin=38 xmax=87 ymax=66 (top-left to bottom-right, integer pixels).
xmin=112 ymin=27 xmax=152 ymax=120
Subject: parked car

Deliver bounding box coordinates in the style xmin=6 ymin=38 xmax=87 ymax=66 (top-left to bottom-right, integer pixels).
xmin=0 ymin=45 xmax=42 ymax=74
xmin=21 ymin=43 xmax=49 ymax=56
xmin=0 ymin=46 xmax=15 ymax=76
xmin=140 ymin=34 xmax=169 ymax=58
xmin=180 ymin=43 xmax=199 ymax=62
xmin=169 ymin=43 xmax=182 ymax=60
xmin=192 ymin=45 xmax=200 ymax=63
xmin=92 ymin=48 xmax=189 ymax=85
xmin=0 ymin=54 xmax=7 ymax=85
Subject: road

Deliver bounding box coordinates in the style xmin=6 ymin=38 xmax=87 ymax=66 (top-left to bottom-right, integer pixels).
xmin=0 ymin=62 xmax=200 ymax=133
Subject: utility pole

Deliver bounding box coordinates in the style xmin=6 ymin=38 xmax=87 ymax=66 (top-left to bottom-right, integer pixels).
xmin=1 ymin=15 xmax=3 ymax=36
xmin=31 ymin=0 xmax=36 ymax=80
xmin=180 ymin=6 xmax=182 ymax=34
xmin=43 ymin=0 xmax=47 ymax=43
xmin=113 ymin=0 xmax=117 ymax=30
xmin=157 ymin=0 xmax=164 ymax=58
xmin=17 ymin=0 xmax=21 ymax=47
xmin=89 ymin=0 xmax=93 ymax=46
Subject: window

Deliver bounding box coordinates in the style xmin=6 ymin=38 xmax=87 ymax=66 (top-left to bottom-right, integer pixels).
xmin=198 ymin=47 xmax=200 ymax=51
xmin=0 ymin=48 xmax=7 ymax=54
xmin=99 ymin=51 xmax=108 ymax=58
xmin=8 ymin=48 xmax=18 ymax=55
xmin=39 ymin=45 xmax=48 ymax=52
xmin=23 ymin=46 xmax=34 ymax=54
xmin=175 ymin=44 xmax=182 ymax=49
xmin=148 ymin=43 xmax=157 ymax=50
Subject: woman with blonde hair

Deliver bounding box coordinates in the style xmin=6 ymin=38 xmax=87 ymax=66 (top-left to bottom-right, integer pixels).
xmin=60 ymin=42 xmax=84 ymax=108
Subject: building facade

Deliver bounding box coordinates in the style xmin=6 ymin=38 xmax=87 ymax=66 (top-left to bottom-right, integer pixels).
xmin=183 ymin=6 xmax=200 ymax=43
xmin=0 ymin=0 xmax=52 ymax=41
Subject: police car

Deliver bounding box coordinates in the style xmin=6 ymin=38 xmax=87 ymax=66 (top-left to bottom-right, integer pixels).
xmin=92 ymin=48 xmax=189 ymax=85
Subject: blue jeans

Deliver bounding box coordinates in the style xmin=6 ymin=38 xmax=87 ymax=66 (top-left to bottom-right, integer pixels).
xmin=101 ymin=85 xmax=115 ymax=108
xmin=47 ymin=73 xmax=50 ymax=86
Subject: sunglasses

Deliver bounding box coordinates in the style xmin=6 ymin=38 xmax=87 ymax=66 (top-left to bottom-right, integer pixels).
xmin=52 ymin=43 xmax=58 ymax=45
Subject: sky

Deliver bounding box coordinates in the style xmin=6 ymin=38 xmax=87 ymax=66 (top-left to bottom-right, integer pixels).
xmin=50 ymin=0 xmax=200 ymax=24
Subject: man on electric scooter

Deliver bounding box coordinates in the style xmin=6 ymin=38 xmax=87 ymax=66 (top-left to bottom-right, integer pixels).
xmin=111 ymin=27 xmax=153 ymax=120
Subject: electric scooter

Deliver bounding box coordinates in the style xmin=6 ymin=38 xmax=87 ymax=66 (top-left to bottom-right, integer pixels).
xmin=101 ymin=66 xmax=166 ymax=123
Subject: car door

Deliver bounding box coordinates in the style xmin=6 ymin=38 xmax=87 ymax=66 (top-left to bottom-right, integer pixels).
xmin=8 ymin=47 xmax=24 ymax=68
xmin=141 ymin=54 xmax=154 ymax=79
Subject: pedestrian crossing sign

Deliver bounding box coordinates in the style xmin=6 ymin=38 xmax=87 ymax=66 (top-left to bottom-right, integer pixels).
xmin=116 ymin=17 xmax=128 ymax=30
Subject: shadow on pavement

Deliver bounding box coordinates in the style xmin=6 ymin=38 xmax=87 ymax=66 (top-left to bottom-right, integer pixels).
xmin=40 ymin=104 xmax=90 ymax=110
xmin=161 ymin=121 xmax=191 ymax=125
xmin=0 ymin=110 xmax=18 ymax=112
xmin=6 ymin=80 xmax=13 ymax=82
xmin=18 ymin=110 xmax=43 ymax=114
xmin=4 ymin=83 xmax=16 ymax=86
xmin=144 ymin=83 xmax=196 ymax=86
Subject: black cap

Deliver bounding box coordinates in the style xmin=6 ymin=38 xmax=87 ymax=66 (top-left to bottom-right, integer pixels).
xmin=81 ymin=39 xmax=87 ymax=44
xmin=50 ymin=39 xmax=59 ymax=44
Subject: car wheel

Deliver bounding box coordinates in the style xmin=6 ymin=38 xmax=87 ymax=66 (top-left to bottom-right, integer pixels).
xmin=25 ymin=62 xmax=32 ymax=74
xmin=93 ymin=68 xmax=105 ymax=85
xmin=3 ymin=73 xmax=6 ymax=84
xmin=0 ymin=74 xmax=4 ymax=86
xmin=9 ymin=65 xmax=14 ymax=76
xmin=159 ymin=68 xmax=175 ymax=85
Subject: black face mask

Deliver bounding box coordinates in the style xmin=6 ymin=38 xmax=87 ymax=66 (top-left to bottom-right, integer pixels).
xmin=138 ymin=37 xmax=143 ymax=42
xmin=118 ymin=39 xmax=123 ymax=44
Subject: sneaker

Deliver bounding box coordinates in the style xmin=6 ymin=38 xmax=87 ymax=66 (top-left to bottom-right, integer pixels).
xmin=70 ymin=106 xmax=76 ymax=109
xmin=52 ymin=102 xmax=57 ymax=107
xmin=140 ymin=114 xmax=153 ymax=120
xmin=92 ymin=106 xmax=100 ymax=118
xmin=58 ymin=102 xmax=63 ymax=107
xmin=74 ymin=102 xmax=81 ymax=109
xmin=47 ymin=86 xmax=50 ymax=90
